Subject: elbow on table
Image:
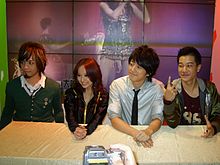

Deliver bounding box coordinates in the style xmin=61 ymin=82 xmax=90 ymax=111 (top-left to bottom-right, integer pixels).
xmin=167 ymin=122 xmax=178 ymax=129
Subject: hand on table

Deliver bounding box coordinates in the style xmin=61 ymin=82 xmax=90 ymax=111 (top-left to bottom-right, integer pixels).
xmin=201 ymin=115 xmax=215 ymax=138
xmin=74 ymin=126 xmax=87 ymax=140
xmin=133 ymin=130 xmax=153 ymax=148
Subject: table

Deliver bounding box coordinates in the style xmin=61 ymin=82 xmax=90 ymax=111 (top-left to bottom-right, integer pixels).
xmin=0 ymin=122 xmax=220 ymax=165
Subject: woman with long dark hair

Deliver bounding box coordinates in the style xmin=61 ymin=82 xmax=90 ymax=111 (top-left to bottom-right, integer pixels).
xmin=64 ymin=58 xmax=108 ymax=140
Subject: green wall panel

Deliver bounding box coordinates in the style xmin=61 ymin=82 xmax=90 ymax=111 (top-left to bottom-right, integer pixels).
xmin=0 ymin=0 xmax=8 ymax=116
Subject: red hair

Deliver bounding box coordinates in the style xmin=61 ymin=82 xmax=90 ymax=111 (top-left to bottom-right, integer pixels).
xmin=73 ymin=58 xmax=104 ymax=94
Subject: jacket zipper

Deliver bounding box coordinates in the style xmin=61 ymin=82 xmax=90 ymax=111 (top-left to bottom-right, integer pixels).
xmin=83 ymin=104 xmax=87 ymax=124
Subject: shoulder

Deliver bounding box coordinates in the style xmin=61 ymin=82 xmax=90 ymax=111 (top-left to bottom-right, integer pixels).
xmin=65 ymin=87 xmax=75 ymax=95
xmin=100 ymin=88 xmax=109 ymax=98
xmin=204 ymin=79 xmax=216 ymax=87
xmin=6 ymin=76 xmax=21 ymax=88
xmin=144 ymin=80 xmax=163 ymax=94
xmin=111 ymin=76 xmax=129 ymax=88
xmin=152 ymin=78 xmax=164 ymax=87
xmin=110 ymin=76 xmax=130 ymax=94
xmin=45 ymin=77 xmax=60 ymax=88
xmin=64 ymin=88 xmax=78 ymax=102
xmin=201 ymin=79 xmax=218 ymax=92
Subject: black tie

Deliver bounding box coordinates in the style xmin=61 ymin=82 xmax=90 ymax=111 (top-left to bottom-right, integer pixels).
xmin=131 ymin=89 xmax=140 ymax=125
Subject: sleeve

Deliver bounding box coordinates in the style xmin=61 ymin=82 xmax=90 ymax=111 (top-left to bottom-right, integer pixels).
xmin=163 ymin=95 xmax=182 ymax=128
xmin=64 ymin=89 xmax=79 ymax=133
xmin=208 ymin=82 xmax=220 ymax=134
xmin=150 ymin=87 xmax=164 ymax=122
xmin=0 ymin=83 xmax=15 ymax=130
xmin=107 ymin=81 xmax=123 ymax=119
xmin=86 ymin=90 xmax=109 ymax=135
xmin=52 ymin=84 xmax=64 ymax=123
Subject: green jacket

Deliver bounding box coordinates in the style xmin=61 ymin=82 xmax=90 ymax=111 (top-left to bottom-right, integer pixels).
xmin=0 ymin=76 xmax=64 ymax=130
xmin=164 ymin=78 xmax=220 ymax=134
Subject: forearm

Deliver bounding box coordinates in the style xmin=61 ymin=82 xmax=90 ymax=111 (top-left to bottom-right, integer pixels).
xmin=163 ymin=101 xmax=176 ymax=115
xmin=209 ymin=84 xmax=220 ymax=134
xmin=210 ymin=115 xmax=220 ymax=134
xmin=111 ymin=3 xmax=126 ymax=20
xmin=111 ymin=117 xmax=139 ymax=137
xmin=53 ymin=101 xmax=64 ymax=122
xmin=143 ymin=4 xmax=150 ymax=24
xmin=130 ymin=2 xmax=150 ymax=24
xmin=164 ymin=102 xmax=181 ymax=128
xmin=52 ymin=88 xmax=64 ymax=122
xmin=144 ymin=118 xmax=161 ymax=136
xmin=87 ymin=111 xmax=106 ymax=135
xmin=100 ymin=2 xmax=126 ymax=20
xmin=0 ymin=102 xmax=14 ymax=130
xmin=54 ymin=111 xmax=64 ymax=123
xmin=64 ymin=106 xmax=79 ymax=132
xmin=0 ymin=113 xmax=12 ymax=130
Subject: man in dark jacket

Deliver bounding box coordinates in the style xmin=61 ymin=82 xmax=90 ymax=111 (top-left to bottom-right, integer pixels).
xmin=0 ymin=42 xmax=64 ymax=130
xmin=163 ymin=46 xmax=220 ymax=138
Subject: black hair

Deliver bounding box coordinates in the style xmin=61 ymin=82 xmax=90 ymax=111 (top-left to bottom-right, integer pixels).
xmin=40 ymin=17 xmax=52 ymax=30
xmin=177 ymin=46 xmax=201 ymax=65
xmin=129 ymin=45 xmax=160 ymax=82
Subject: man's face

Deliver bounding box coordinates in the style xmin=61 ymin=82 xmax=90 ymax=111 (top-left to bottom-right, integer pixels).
xmin=178 ymin=55 xmax=201 ymax=83
xmin=20 ymin=56 xmax=39 ymax=79
xmin=128 ymin=59 xmax=147 ymax=88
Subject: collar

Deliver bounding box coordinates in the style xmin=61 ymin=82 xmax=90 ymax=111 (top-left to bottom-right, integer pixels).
xmin=173 ymin=78 xmax=206 ymax=93
xmin=21 ymin=73 xmax=46 ymax=90
xmin=20 ymin=73 xmax=46 ymax=96
xmin=127 ymin=75 xmax=151 ymax=91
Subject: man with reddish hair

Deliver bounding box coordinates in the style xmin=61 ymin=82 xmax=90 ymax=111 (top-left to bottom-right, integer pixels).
xmin=0 ymin=41 xmax=64 ymax=130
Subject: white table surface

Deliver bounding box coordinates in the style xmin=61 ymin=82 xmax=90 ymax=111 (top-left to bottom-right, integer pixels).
xmin=0 ymin=121 xmax=220 ymax=165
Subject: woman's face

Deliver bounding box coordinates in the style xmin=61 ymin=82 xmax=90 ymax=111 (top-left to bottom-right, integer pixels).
xmin=77 ymin=65 xmax=93 ymax=90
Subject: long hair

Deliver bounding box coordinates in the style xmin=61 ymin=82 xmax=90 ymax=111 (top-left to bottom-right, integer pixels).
xmin=18 ymin=41 xmax=47 ymax=74
xmin=73 ymin=58 xmax=104 ymax=95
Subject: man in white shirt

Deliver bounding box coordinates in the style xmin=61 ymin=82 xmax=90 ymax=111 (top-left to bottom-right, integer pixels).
xmin=107 ymin=45 xmax=164 ymax=148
